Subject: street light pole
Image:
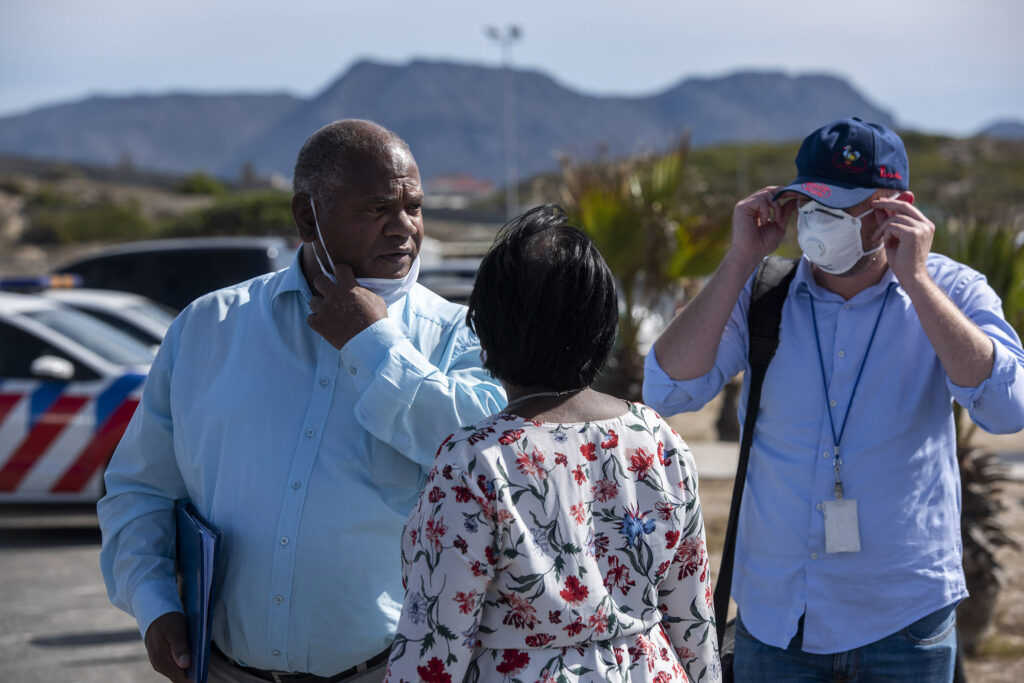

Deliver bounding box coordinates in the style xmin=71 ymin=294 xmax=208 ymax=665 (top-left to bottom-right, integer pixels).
xmin=485 ymin=24 xmax=522 ymax=220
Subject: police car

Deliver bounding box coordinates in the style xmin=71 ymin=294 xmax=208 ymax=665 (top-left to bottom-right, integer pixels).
xmin=39 ymin=287 xmax=175 ymax=352
xmin=0 ymin=291 xmax=153 ymax=503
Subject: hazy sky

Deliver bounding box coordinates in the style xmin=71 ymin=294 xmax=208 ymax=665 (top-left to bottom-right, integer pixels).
xmin=2 ymin=0 xmax=1022 ymax=135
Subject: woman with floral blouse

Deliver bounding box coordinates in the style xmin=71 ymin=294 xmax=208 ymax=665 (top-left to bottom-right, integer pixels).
xmin=384 ymin=205 xmax=720 ymax=683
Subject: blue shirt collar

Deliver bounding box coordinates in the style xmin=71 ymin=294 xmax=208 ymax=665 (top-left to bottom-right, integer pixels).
xmin=271 ymin=246 xmax=313 ymax=306
xmin=792 ymin=255 xmax=900 ymax=305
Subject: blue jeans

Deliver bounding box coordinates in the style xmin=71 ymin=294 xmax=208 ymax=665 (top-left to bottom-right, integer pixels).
xmin=733 ymin=604 xmax=958 ymax=682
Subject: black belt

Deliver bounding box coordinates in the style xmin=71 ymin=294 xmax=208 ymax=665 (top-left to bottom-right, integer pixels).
xmin=215 ymin=644 xmax=390 ymax=683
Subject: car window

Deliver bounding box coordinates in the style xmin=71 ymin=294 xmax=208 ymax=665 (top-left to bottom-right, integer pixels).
xmin=0 ymin=321 xmax=100 ymax=381
xmin=77 ymin=308 xmax=162 ymax=346
xmin=21 ymin=308 xmax=154 ymax=366
xmin=124 ymin=301 xmax=176 ymax=331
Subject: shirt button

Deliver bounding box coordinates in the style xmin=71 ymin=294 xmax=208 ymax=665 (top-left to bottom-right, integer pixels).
xmin=811 ymin=553 xmax=819 ymax=560
xmin=817 ymin=503 xmax=823 ymax=510
xmin=837 ymin=350 xmax=846 ymax=358
xmin=292 ymin=481 xmax=301 ymax=490
xmin=320 ymin=378 xmax=329 ymax=387
xmin=272 ymin=650 xmax=281 ymax=658
xmin=844 ymin=304 xmax=851 ymax=310
xmin=823 ymin=450 xmax=830 ymax=458
xmin=274 ymin=595 xmax=284 ymax=605
xmin=349 ymin=366 xmax=357 ymax=375
xmin=829 ymin=399 xmax=837 ymax=407
xmin=306 ymin=429 xmax=314 ymax=438
xmin=280 ymin=537 xmax=289 ymax=546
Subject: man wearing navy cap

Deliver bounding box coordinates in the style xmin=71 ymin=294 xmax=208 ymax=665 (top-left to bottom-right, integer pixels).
xmin=644 ymin=117 xmax=1024 ymax=680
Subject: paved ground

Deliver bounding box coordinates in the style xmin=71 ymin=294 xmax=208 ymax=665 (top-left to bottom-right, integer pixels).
xmin=0 ymin=505 xmax=162 ymax=682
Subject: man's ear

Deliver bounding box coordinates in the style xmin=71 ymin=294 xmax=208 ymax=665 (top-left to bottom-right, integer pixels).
xmin=291 ymin=193 xmax=317 ymax=244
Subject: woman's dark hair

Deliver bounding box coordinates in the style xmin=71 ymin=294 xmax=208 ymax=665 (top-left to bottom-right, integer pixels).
xmin=467 ymin=204 xmax=618 ymax=390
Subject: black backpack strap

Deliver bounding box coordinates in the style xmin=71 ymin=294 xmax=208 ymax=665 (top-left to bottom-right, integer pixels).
xmin=714 ymin=255 xmax=798 ymax=647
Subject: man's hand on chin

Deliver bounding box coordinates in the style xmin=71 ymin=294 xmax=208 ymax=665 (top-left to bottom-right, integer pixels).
xmin=307 ymin=262 xmax=388 ymax=349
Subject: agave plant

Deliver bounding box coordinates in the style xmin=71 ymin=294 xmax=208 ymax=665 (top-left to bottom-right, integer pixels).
xmin=934 ymin=218 xmax=1024 ymax=655
xmin=957 ymin=446 xmax=1022 ymax=655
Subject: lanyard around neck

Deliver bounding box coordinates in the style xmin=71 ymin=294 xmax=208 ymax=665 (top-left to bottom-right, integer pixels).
xmin=808 ymin=283 xmax=893 ymax=498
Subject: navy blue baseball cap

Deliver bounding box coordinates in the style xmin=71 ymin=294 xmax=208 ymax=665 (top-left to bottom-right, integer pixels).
xmin=773 ymin=117 xmax=909 ymax=209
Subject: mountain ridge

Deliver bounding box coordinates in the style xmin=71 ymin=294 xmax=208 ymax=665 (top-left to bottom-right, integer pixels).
xmin=0 ymin=59 xmax=898 ymax=184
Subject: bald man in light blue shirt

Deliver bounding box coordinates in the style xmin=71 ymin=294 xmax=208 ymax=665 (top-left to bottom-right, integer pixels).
xmin=99 ymin=120 xmax=504 ymax=682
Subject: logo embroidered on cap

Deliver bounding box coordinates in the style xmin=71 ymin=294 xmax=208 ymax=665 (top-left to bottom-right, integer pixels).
xmin=878 ymin=166 xmax=903 ymax=180
xmin=802 ymin=182 xmax=831 ymax=198
xmin=832 ymin=145 xmax=868 ymax=173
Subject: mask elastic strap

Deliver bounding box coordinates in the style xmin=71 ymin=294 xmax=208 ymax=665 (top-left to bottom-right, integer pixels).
xmin=308 ymin=197 xmax=337 ymax=283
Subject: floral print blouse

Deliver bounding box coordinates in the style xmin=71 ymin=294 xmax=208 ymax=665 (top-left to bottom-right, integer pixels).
xmin=383 ymin=402 xmax=720 ymax=683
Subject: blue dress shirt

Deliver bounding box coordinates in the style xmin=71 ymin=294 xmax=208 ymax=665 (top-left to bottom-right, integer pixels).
xmin=644 ymin=254 xmax=1024 ymax=654
xmin=98 ymin=251 xmax=505 ymax=675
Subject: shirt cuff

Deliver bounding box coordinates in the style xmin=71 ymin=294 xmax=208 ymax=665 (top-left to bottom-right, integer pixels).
xmin=340 ymin=319 xmax=409 ymax=392
xmin=947 ymin=338 xmax=1018 ymax=408
xmin=642 ymin=345 xmax=719 ymax=414
xmin=130 ymin=578 xmax=185 ymax=638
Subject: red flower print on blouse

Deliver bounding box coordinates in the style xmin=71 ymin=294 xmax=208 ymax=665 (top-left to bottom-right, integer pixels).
xmin=498 ymin=591 xmax=539 ymax=629
xmin=665 ymin=529 xmax=680 ymax=549
xmin=441 ymin=464 xmax=454 ymax=479
xmin=453 ymin=535 xmax=468 ymax=554
xmin=516 ymin=448 xmax=547 ymax=478
xmin=454 ymin=590 xmax=478 ymax=614
xmin=548 ymin=610 xmax=562 ymax=624
xmin=588 ymin=606 xmax=608 ymax=634
xmin=629 ymin=634 xmax=657 ymax=672
xmin=627 ymin=448 xmax=654 ymax=480
xmin=452 ymin=485 xmax=474 ymax=503
xmin=495 ymin=649 xmax=530 ymax=674
xmin=572 ymin=465 xmax=587 ymax=486
xmin=555 ymin=452 xmax=568 ymax=466
xmin=417 ymin=657 xmax=452 ymax=683
xmin=563 ymin=616 xmax=585 ymax=636
xmin=580 ymin=442 xmax=598 ymax=461
xmin=427 ymin=486 xmax=445 ymax=503
xmin=674 ymin=536 xmax=707 ymax=581
xmin=601 ymin=429 xmax=619 ymax=449
xmin=467 ymin=426 xmax=495 ymax=445
xmin=434 ymin=433 xmax=454 ymax=460
xmin=525 ymin=633 xmax=556 ymax=647
xmin=656 ymin=501 xmax=675 ymax=521
xmin=476 ymin=474 xmax=496 ymax=500
xmin=424 ymin=517 xmax=447 ymax=550
xmin=498 ymin=428 xmax=524 ymax=445
xmin=603 ymin=556 xmax=636 ymax=596
xmin=485 ymin=545 xmax=499 ymax=565
xmin=559 ymin=575 xmax=589 ymax=605
xmin=654 ymin=672 xmax=672 ymax=683
xmin=570 ymin=502 xmax=586 ymax=525
xmin=657 ymin=441 xmax=672 ymax=466
xmin=591 ymin=478 xmax=618 ymax=503
xmin=705 ymin=583 xmax=713 ymax=608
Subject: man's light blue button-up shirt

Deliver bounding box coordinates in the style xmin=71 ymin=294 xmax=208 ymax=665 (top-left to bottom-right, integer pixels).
xmin=98 ymin=251 xmax=504 ymax=675
xmin=644 ymin=254 xmax=1024 ymax=654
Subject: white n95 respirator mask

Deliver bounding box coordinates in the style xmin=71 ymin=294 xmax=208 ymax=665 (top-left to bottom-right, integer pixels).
xmin=797 ymin=200 xmax=883 ymax=275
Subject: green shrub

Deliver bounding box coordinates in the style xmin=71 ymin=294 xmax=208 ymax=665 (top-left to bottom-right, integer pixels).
xmin=161 ymin=190 xmax=294 ymax=237
xmin=175 ymin=172 xmax=228 ymax=196
xmin=22 ymin=190 xmax=154 ymax=244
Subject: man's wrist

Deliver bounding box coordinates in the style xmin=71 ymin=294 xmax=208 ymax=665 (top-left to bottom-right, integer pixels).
xmin=722 ymin=247 xmax=764 ymax=281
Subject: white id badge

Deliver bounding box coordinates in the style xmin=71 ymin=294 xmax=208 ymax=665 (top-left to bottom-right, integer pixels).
xmin=823 ymin=498 xmax=861 ymax=553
